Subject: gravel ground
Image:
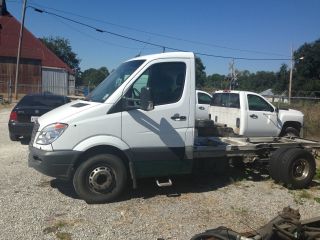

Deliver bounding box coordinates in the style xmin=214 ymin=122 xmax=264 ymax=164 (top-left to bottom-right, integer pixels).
xmin=0 ymin=107 xmax=320 ymax=240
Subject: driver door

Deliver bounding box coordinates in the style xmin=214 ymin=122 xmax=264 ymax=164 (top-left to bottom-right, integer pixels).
xmin=245 ymin=93 xmax=280 ymax=136
xmin=121 ymin=60 xmax=192 ymax=178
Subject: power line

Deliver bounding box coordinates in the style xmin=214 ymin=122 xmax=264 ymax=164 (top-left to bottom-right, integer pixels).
xmin=51 ymin=15 xmax=158 ymax=51
xmin=29 ymin=6 xmax=292 ymax=61
xmin=28 ymin=2 xmax=289 ymax=57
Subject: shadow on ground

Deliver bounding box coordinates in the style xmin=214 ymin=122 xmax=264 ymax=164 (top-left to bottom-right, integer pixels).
xmin=49 ymin=166 xmax=273 ymax=203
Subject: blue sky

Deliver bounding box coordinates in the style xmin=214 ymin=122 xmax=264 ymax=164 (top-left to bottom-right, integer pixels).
xmin=6 ymin=0 xmax=320 ymax=75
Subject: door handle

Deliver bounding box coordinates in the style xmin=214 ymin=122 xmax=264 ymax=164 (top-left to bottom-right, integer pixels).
xmin=249 ymin=114 xmax=258 ymax=119
xmin=171 ymin=114 xmax=187 ymax=121
xmin=199 ymin=106 xmax=205 ymax=110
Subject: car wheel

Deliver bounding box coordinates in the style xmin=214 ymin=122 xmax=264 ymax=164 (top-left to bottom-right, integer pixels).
xmin=73 ymin=154 xmax=127 ymax=203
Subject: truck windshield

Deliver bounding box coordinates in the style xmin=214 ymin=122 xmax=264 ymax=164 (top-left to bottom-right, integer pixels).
xmin=86 ymin=60 xmax=145 ymax=102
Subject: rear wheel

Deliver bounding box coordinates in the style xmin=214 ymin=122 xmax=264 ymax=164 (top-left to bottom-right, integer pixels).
xmin=269 ymin=147 xmax=292 ymax=182
xmin=73 ymin=154 xmax=127 ymax=203
xmin=278 ymin=148 xmax=315 ymax=189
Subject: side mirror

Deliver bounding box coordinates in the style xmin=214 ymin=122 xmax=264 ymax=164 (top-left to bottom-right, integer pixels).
xmin=140 ymin=87 xmax=154 ymax=111
xmin=275 ymin=107 xmax=279 ymax=113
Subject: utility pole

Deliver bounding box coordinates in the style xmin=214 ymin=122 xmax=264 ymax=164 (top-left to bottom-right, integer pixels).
xmin=288 ymin=46 xmax=294 ymax=105
xmin=14 ymin=0 xmax=27 ymax=100
xmin=228 ymin=59 xmax=237 ymax=90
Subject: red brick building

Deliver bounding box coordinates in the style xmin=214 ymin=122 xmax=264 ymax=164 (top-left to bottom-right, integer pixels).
xmin=0 ymin=0 xmax=74 ymax=97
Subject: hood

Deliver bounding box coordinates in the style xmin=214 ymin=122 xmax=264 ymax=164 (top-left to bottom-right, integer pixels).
xmin=37 ymin=100 xmax=103 ymax=128
xmin=279 ymin=108 xmax=304 ymax=117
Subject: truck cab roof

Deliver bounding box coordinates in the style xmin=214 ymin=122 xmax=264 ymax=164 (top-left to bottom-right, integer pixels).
xmin=130 ymin=52 xmax=195 ymax=62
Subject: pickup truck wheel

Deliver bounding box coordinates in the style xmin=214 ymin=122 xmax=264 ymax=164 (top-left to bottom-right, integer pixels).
xmin=283 ymin=127 xmax=300 ymax=137
xmin=269 ymin=147 xmax=292 ymax=182
xmin=278 ymin=148 xmax=315 ymax=189
xmin=73 ymin=154 xmax=127 ymax=203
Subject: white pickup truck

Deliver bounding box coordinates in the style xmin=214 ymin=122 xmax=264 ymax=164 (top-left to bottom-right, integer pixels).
xmin=28 ymin=52 xmax=319 ymax=203
xmin=210 ymin=90 xmax=304 ymax=137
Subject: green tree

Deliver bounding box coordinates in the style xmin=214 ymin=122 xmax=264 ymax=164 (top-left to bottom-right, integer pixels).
xmin=195 ymin=57 xmax=206 ymax=88
xmin=294 ymin=38 xmax=320 ymax=92
xmin=40 ymin=36 xmax=81 ymax=83
xmin=206 ymin=73 xmax=225 ymax=89
xmin=81 ymin=67 xmax=109 ymax=86
xmin=274 ymin=64 xmax=289 ymax=94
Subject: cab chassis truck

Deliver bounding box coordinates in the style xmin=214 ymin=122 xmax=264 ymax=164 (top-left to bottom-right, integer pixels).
xmin=28 ymin=52 xmax=320 ymax=203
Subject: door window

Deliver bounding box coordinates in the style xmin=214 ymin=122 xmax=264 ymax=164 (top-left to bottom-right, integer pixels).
xmin=126 ymin=62 xmax=186 ymax=107
xmin=247 ymin=94 xmax=274 ymax=112
xmin=198 ymin=92 xmax=212 ymax=104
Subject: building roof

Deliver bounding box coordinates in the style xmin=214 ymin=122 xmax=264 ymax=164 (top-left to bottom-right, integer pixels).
xmin=0 ymin=2 xmax=73 ymax=73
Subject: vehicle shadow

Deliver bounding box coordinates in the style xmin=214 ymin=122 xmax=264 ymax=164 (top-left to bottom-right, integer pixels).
xmin=20 ymin=137 xmax=31 ymax=145
xmin=121 ymin=166 xmax=270 ymax=201
xmin=50 ymin=179 xmax=80 ymax=200
xmin=49 ymin=166 xmax=273 ymax=203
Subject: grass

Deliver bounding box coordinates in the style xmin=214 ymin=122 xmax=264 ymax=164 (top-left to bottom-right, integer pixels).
xmin=289 ymin=189 xmax=316 ymax=205
xmin=278 ymin=101 xmax=320 ymax=140
xmin=55 ymin=232 xmax=72 ymax=240
xmin=42 ymin=219 xmax=81 ymax=240
xmin=315 ymin=168 xmax=320 ymax=181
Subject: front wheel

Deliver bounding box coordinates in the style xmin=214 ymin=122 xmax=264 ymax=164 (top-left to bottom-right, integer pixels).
xmin=282 ymin=127 xmax=300 ymax=137
xmin=73 ymin=154 xmax=127 ymax=203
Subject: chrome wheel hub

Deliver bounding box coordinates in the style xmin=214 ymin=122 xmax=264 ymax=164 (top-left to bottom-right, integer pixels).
xmin=88 ymin=166 xmax=113 ymax=191
xmin=292 ymin=159 xmax=310 ymax=181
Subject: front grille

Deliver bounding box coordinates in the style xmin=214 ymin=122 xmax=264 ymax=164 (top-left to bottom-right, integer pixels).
xmin=29 ymin=121 xmax=40 ymax=146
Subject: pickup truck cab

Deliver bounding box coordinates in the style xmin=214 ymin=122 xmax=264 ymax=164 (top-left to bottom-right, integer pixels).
xmin=28 ymin=52 xmax=318 ymax=203
xmin=210 ymin=90 xmax=304 ymax=137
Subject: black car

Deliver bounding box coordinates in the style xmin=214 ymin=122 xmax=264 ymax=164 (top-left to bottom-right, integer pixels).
xmin=8 ymin=93 xmax=70 ymax=141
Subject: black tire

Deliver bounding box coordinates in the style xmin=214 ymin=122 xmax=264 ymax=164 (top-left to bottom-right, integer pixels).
xmin=278 ymin=148 xmax=315 ymax=189
xmin=282 ymin=127 xmax=300 ymax=137
xmin=269 ymin=147 xmax=292 ymax=182
xmin=73 ymin=154 xmax=127 ymax=203
xmin=9 ymin=133 xmax=19 ymax=141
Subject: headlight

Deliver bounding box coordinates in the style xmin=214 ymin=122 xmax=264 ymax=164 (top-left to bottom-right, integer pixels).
xmin=36 ymin=123 xmax=68 ymax=145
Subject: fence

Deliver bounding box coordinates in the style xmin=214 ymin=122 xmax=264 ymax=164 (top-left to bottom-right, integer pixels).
xmin=0 ymin=82 xmax=76 ymax=103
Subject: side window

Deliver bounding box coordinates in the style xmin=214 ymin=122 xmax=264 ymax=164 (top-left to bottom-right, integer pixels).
xmin=211 ymin=93 xmax=222 ymax=106
xmin=248 ymin=94 xmax=274 ymax=112
xmin=228 ymin=93 xmax=240 ymax=108
xmin=198 ymin=92 xmax=212 ymax=104
xmin=126 ymin=62 xmax=186 ymax=107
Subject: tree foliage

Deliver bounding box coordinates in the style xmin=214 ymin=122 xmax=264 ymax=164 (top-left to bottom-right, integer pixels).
xmin=81 ymin=67 xmax=109 ymax=86
xmin=293 ymin=39 xmax=320 ymax=92
xmin=195 ymin=57 xmax=207 ymax=87
xmin=202 ymin=38 xmax=320 ymax=95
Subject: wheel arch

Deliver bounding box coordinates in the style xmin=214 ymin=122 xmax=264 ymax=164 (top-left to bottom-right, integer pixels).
xmin=280 ymin=121 xmax=302 ymax=136
xmin=73 ymin=145 xmax=136 ymax=189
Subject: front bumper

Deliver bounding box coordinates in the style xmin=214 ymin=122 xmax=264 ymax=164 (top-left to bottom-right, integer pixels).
xmin=28 ymin=146 xmax=81 ymax=180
